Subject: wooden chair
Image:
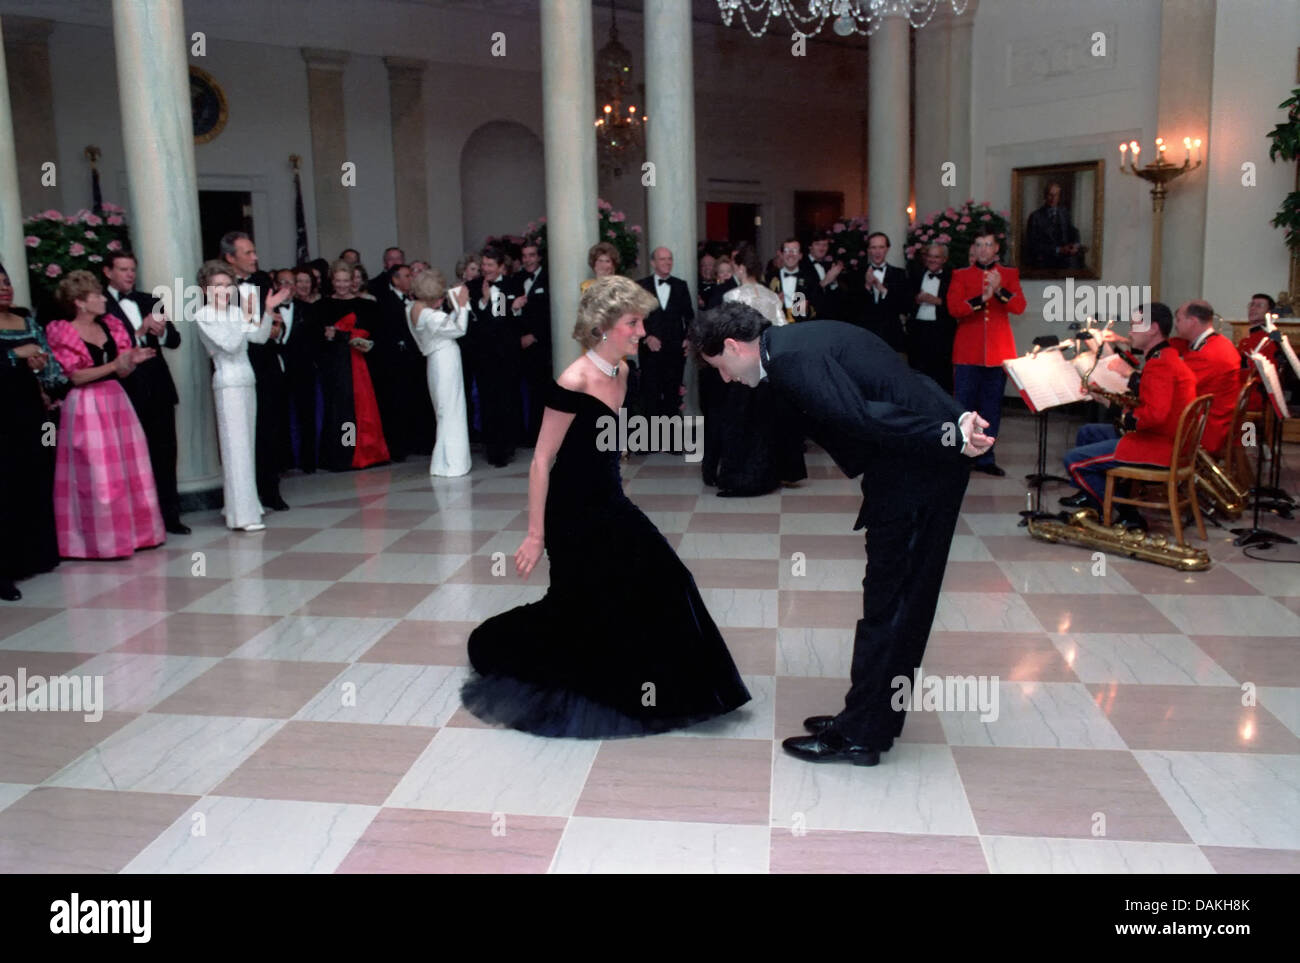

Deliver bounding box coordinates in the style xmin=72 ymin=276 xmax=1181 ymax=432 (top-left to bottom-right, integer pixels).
xmin=1230 ymin=375 xmax=1262 ymax=488
xmin=1103 ymin=394 xmax=1213 ymax=546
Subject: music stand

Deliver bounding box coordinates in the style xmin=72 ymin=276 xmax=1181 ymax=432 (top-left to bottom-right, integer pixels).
xmin=1231 ymin=357 xmax=1295 ymax=547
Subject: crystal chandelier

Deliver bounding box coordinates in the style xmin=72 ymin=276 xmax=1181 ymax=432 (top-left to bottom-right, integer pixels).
xmin=717 ymin=0 xmax=969 ymax=37
xmin=594 ymin=1 xmax=646 ymax=171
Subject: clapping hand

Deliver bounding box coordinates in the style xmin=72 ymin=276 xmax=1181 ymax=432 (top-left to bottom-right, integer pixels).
xmin=511 ymin=294 xmax=528 ymax=312
xmin=453 ymin=285 xmax=470 ymax=308
xmin=266 ymin=285 xmax=291 ymax=312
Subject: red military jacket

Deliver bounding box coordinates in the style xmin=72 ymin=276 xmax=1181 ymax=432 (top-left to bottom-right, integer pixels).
xmin=1116 ymin=341 xmax=1199 ymax=467
xmin=1237 ymin=327 xmax=1279 ymax=411
xmin=1170 ymin=330 xmax=1241 ymax=457
xmin=947 ymin=262 xmax=1026 ymax=366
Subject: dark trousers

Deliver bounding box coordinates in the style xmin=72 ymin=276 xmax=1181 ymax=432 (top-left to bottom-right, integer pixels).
xmin=520 ymin=341 xmax=551 ymax=446
xmin=834 ymin=467 xmax=969 ymax=746
xmin=638 ymin=343 xmax=686 ymax=420
xmin=906 ymin=318 xmax=955 ymax=394
xmin=254 ymin=373 xmax=288 ymax=503
xmin=1064 ymin=423 xmax=1122 ymax=504
xmin=953 ymin=364 xmax=1006 ymax=467
xmin=286 ymin=366 xmax=318 ymax=472
xmin=135 ymin=400 xmax=181 ymax=526
xmin=698 ymin=365 xmax=725 ymax=485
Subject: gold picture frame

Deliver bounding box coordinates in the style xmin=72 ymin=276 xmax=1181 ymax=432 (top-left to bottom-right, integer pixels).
xmin=189 ymin=65 xmax=228 ymax=145
xmin=1011 ymin=160 xmax=1105 ymax=280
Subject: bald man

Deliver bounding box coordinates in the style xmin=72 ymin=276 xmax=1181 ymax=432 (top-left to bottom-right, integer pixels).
xmin=637 ymin=247 xmax=695 ymax=423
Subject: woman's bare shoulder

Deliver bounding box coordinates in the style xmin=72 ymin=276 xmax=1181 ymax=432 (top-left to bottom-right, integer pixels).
xmin=556 ymin=358 xmax=587 ymax=392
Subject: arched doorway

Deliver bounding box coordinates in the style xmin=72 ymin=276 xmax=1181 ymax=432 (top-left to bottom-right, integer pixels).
xmin=460 ymin=120 xmax=545 ymax=252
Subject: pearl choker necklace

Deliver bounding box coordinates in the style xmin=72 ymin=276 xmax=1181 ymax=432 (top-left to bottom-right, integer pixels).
xmin=585 ymin=349 xmax=618 ymax=378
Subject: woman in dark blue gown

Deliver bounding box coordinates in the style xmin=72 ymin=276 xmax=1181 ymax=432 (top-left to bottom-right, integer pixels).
xmin=462 ymin=276 xmax=750 ymax=738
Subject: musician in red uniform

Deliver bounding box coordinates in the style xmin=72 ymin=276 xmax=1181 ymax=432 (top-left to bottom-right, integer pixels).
xmin=1237 ymin=293 xmax=1282 ymax=411
xmin=947 ymin=230 xmax=1026 ymax=476
xmin=1170 ymin=300 xmax=1240 ymax=458
xmin=1061 ymin=303 xmax=1198 ymax=529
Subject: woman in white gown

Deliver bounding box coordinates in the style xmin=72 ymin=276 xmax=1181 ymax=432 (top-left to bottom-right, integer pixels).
xmin=709 ymin=242 xmax=806 ymax=496
xmin=407 ymin=268 xmax=472 ymax=476
xmin=194 ymin=261 xmax=291 ymax=530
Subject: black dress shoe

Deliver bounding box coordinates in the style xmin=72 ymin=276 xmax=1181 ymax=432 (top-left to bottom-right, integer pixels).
xmin=1115 ymin=507 xmax=1148 ymax=532
xmin=803 ymin=714 xmax=836 ymax=735
xmin=1059 ymin=492 xmax=1093 ymax=509
xmin=0 ymin=579 xmax=20 ymax=602
xmin=782 ymin=731 xmax=881 ymax=766
xmin=165 ymin=521 xmax=192 ymax=536
xmin=974 ymin=463 xmax=1006 ymax=477
xmin=265 ymin=498 xmax=290 ymax=512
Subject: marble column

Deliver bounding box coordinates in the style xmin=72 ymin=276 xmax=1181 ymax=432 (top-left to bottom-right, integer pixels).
xmin=540 ymin=0 xmax=598 ymax=376
xmin=644 ymin=0 xmax=699 ymax=410
xmin=868 ymin=12 xmax=910 ymax=259
xmin=913 ymin=3 xmax=975 ymax=222
xmin=2 ymin=16 xmax=60 ymax=218
xmin=385 ymin=57 xmax=430 ymax=261
xmin=302 ymin=48 xmax=352 ymax=261
xmin=112 ymin=0 xmax=218 ymax=497
xmin=0 ymin=18 xmax=32 ymax=308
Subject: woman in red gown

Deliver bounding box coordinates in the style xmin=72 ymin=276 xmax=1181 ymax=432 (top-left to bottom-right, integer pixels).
xmin=316 ymin=260 xmax=389 ymax=470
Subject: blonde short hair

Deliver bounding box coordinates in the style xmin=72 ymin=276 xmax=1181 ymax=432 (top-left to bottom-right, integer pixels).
xmin=587 ymin=241 xmax=621 ymax=272
xmin=411 ymin=267 xmax=447 ymax=303
xmin=572 ymin=275 xmax=656 ymax=349
xmin=196 ymin=260 xmax=234 ymax=290
xmin=56 ymin=270 xmax=102 ymax=315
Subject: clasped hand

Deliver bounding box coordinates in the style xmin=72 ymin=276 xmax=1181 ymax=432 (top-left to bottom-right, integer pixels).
xmin=958 ymin=411 xmax=995 ymax=458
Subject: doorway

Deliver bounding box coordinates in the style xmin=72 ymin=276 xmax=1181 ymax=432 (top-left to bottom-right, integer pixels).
xmin=199 ymin=190 xmax=254 ymax=261
xmin=794 ymin=191 xmax=844 ymax=243
xmin=704 ymin=201 xmax=759 ymax=251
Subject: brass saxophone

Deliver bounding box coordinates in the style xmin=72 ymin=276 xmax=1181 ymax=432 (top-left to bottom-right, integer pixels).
xmin=1027 ymin=509 xmax=1212 ymax=571
xmin=1194 ymin=448 xmax=1247 ymax=519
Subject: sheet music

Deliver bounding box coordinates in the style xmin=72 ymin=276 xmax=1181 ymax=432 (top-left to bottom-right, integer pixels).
xmin=1279 ymin=334 xmax=1300 ymax=381
xmin=1252 ymin=352 xmax=1288 ymax=421
xmin=1004 ymin=351 xmax=1088 ymax=412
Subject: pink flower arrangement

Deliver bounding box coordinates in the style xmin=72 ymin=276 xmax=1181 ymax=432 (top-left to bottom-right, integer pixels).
xmin=68 ymin=243 xmax=85 ymax=256
xmin=83 ymin=214 xmax=102 ymax=227
xmin=88 ymin=254 xmax=102 ymax=263
xmin=45 ymin=264 xmax=62 ymax=277
xmin=24 ymin=235 xmax=38 ymax=248
xmin=610 ymin=211 xmax=625 ymax=223
xmin=84 ymin=231 xmax=97 ymax=239
xmin=107 ymin=240 xmax=122 ymax=251
xmin=905 ymin=200 xmax=1009 ymax=267
xmin=630 ymin=225 xmax=642 ymax=234
xmin=40 ymin=209 xmax=62 ymax=221
xmin=102 ymin=201 xmax=123 ymax=214
xmin=106 ymin=215 xmax=124 ymax=226
xmin=22 ymin=202 xmax=132 ymax=299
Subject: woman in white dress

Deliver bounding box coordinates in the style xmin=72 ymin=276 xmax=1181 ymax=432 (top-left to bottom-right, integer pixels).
xmin=194 ymin=260 xmax=291 ymax=531
xmin=407 ymin=268 xmax=472 ymax=476
xmin=709 ymin=242 xmax=806 ymax=496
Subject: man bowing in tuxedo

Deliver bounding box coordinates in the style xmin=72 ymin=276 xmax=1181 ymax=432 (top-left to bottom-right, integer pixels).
xmin=691 ymin=306 xmax=993 ymax=766
xmin=102 ymin=252 xmax=188 ymax=534
xmin=637 ymin=247 xmax=694 ymax=421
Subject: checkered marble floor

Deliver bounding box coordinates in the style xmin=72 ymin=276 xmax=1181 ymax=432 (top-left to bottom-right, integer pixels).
xmin=2 ymin=410 xmax=1298 ymax=874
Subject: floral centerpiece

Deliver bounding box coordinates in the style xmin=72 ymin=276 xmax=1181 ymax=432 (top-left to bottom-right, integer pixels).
xmin=905 ymin=200 xmax=1010 ymax=268
xmin=827 ymin=215 xmax=874 ymax=272
xmin=23 ymin=203 xmax=132 ymax=302
xmin=522 ymin=198 xmax=642 ymax=273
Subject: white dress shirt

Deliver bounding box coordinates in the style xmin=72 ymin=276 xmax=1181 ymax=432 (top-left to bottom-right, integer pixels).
xmin=916 ymin=271 xmax=941 ymax=321
xmin=869 ymin=263 xmax=888 ymax=302
xmin=654 ymin=275 xmax=671 ymax=311
xmin=109 ymin=286 xmax=144 ymax=332
xmin=779 ymin=270 xmax=799 ymax=308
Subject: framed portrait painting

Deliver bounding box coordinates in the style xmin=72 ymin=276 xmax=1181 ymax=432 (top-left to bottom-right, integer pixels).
xmin=1011 ymin=160 xmax=1104 ymax=280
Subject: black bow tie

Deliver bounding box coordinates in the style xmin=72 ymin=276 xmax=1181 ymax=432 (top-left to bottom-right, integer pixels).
xmin=657 ymin=278 xmax=670 ymax=286
xmin=925 ymin=272 xmax=940 ymax=281
xmin=871 ymin=265 xmax=886 ymax=272
xmin=782 ymin=271 xmax=798 ymax=278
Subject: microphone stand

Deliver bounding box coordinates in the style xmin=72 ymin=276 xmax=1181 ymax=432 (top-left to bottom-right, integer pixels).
xmin=1231 ymin=403 xmax=1296 ymax=547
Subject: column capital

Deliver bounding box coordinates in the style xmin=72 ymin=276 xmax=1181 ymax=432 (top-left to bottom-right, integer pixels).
xmin=301 ymin=47 xmax=350 ymax=71
xmin=1 ymin=16 xmax=55 ymax=46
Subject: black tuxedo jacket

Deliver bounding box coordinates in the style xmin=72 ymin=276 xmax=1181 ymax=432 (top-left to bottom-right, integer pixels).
xmin=907 ymin=266 xmax=954 ymax=327
xmin=638 ymin=275 xmax=694 ymax=344
xmin=466 ymin=276 xmax=519 ymax=365
xmin=278 ymin=298 xmax=319 ymax=375
xmin=367 ymin=268 xmax=394 ymax=300
xmin=234 ymin=270 xmax=282 ymax=384
xmin=761 ymin=321 xmax=967 ymax=527
xmin=859 ymin=263 xmax=909 ymax=327
xmin=508 ymin=267 xmax=551 ymax=346
xmin=768 ymin=262 xmax=822 ymax=319
xmin=374 ymin=285 xmax=418 ymax=358
xmin=705 ymin=277 xmax=737 ymax=310
xmin=103 ymin=287 xmax=180 ymax=407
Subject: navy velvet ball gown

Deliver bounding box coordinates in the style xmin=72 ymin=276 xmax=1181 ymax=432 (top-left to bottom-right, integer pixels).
xmin=463 ymin=382 xmax=751 ymax=738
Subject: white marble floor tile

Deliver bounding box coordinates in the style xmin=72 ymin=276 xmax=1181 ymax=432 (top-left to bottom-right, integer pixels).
xmin=551 ymin=817 xmax=769 ymax=874
xmin=946 ymin=535 xmax=995 ymax=562
xmin=1221 ymin=564 xmax=1300 ymax=597
xmin=364 ymin=492 xmax=454 ymax=511
xmin=229 ymin=616 xmax=400 ymax=663
xmin=0 ymin=783 xmax=32 ymax=814
xmin=669 ymin=675 xmax=775 ymax=741
xmin=122 ymin=796 xmax=379 ymax=873
xmin=415 ymin=509 xmax=519 ymax=531
xmin=1258 ymin=687 xmax=1300 ymax=739
xmin=938 ymin=682 xmax=1127 ymax=749
xmin=386 ymin=727 xmax=600 ymax=817
xmin=49 ymin=652 xmax=219 ymax=713
xmin=294 ymin=664 xmax=468 ymax=726
xmin=933 ymin=593 xmax=1045 ymax=633
xmin=962 ymin=513 xmax=1032 ymax=537
xmin=181 ymin=579 xmax=333 ymax=616
xmin=776 ymin=628 xmax=853 ymax=678
xmin=996 ymin=561 xmax=1137 ymax=595
xmin=157 ymin=549 xmax=281 ymax=579
xmin=779 ymin=559 xmax=865 ymax=591
xmin=640 ymin=511 xmax=694 ymax=533
xmin=1049 ymin=633 xmax=1237 ymax=685
xmin=779 ymin=513 xmax=857 ymax=535
xmin=262 ymin=508 xmax=356 ymax=529
xmin=339 ymin=552 xmax=468 ymax=584
xmin=5 ymin=570 xmax=142 ymax=609
xmin=0 ymin=608 xmax=168 ymax=654
xmin=44 ymin=713 xmax=283 ymax=795
xmin=288 ymin=528 xmax=410 ymax=554
xmin=980 ymin=835 xmax=1215 ymax=874
xmin=698 ymin=588 xmax=778 ymax=627
xmin=1134 ymin=750 xmax=1300 ymax=850
xmin=770 ymin=743 xmax=978 ymax=835
xmin=691 ymin=492 xmax=784 ymax=513
xmin=1146 ymin=595 xmax=1300 ymax=637
xmin=675 ymin=533 xmax=780 ymax=560
xmin=406 ymin=583 xmax=546 ymax=622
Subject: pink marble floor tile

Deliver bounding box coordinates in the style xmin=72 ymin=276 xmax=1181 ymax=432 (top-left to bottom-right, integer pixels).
xmin=923 ymin=631 xmax=1079 ymax=682
xmin=204 ymin=527 xmax=317 ymax=551
xmin=336 ymin=809 xmax=566 ymax=873
xmin=625 ymin=494 xmax=703 ymax=512
xmin=212 ymin=721 xmax=436 ymax=806
xmin=444 ymin=555 xmax=550 ymax=584
xmin=246 ymin=552 xmax=372 ymax=581
xmin=79 ymin=575 xmax=230 ymax=611
xmin=0 ymin=649 xmax=96 ymax=681
xmin=779 ymin=590 xmax=861 ymax=628
xmin=939 ymin=561 xmax=1015 ymax=593
xmin=386 ymin=530 xmax=496 ymax=554
xmin=1086 ymin=683 xmax=1300 ymax=753
xmin=1200 ymin=846 xmax=1300 ymax=874
xmin=332 ymin=508 xmax=436 ymax=529
xmin=0 ymin=710 xmax=135 ymax=783
xmin=293 ymin=581 xmax=432 ymax=618
xmin=0 ymin=606 xmax=62 ymax=638
xmin=358 ymin=620 xmax=471 ymax=666
xmin=720 ymin=627 xmax=778 ymax=675
xmin=683 ymin=558 xmax=779 ymax=590
xmin=687 ymin=513 xmax=781 ymax=534
xmin=1110 ymin=561 xmax=1261 ymax=596
xmin=780 ymin=534 xmax=865 ymax=561
xmin=951 ymin=746 xmax=1191 ymax=842
xmin=1184 ymin=635 xmax=1300 ymax=686
xmin=150 ymin=659 xmax=344 ymax=718
xmin=1022 ymin=594 xmax=1179 ymax=634
xmin=781 ymin=495 xmax=863 ymax=515
xmin=770 ymin=830 xmax=988 ymax=873
xmin=448 ymin=492 xmax=530 ymax=511
xmin=0 ymin=786 xmax=197 ymax=873
xmin=980 ymin=534 xmax=1095 ymax=562
xmin=111 ymin=612 xmax=284 ymax=657
xmin=575 ymin=737 xmax=770 ymax=824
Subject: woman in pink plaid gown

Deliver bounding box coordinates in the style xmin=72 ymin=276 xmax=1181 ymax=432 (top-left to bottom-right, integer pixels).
xmin=45 ymin=271 xmax=165 ymax=559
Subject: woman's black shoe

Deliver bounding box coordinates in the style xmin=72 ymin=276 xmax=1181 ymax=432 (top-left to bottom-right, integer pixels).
xmin=0 ymin=579 xmax=20 ymax=602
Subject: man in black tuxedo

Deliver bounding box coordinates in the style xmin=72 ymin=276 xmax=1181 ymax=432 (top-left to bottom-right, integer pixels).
xmin=805 ymin=232 xmax=848 ymax=321
xmin=768 ymin=237 xmax=822 ymax=321
xmin=691 ymin=307 xmax=994 ymax=766
xmin=507 ymin=242 xmax=551 ymax=445
xmin=221 ymin=231 xmax=290 ymax=511
xmin=371 ymin=263 xmax=430 ymax=460
xmin=467 ymin=246 xmax=521 ymax=467
xmin=101 ymin=252 xmax=188 ymax=534
xmin=367 ymin=246 xmax=405 ymax=299
xmin=272 ymin=269 xmax=320 ymax=472
xmin=906 ymin=243 xmax=957 ymax=393
xmin=858 ymin=232 xmax=909 ymax=351
xmin=637 ymin=246 xmax=694 ymax=420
